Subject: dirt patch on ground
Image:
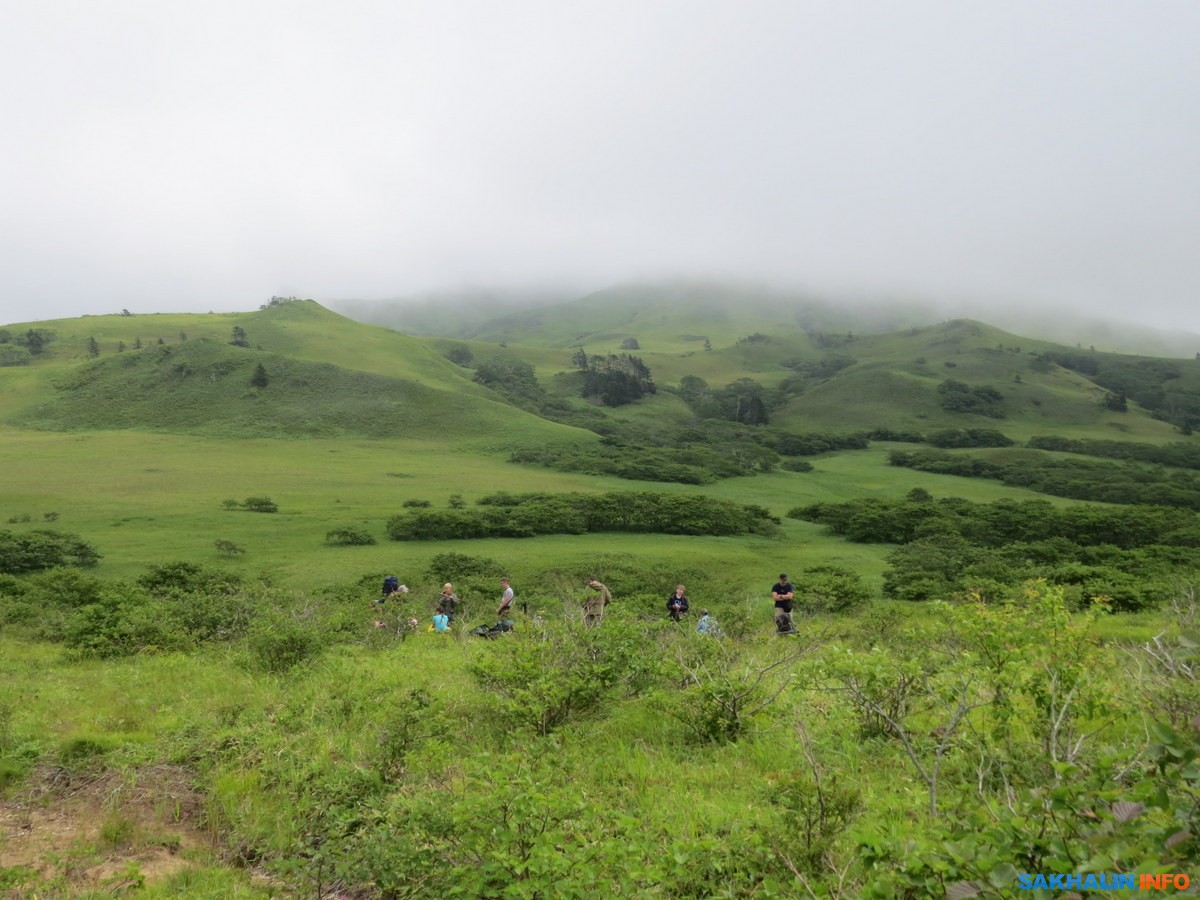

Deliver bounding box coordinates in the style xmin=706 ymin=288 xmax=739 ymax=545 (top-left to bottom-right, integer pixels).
xmin=0 ymin=763 xmax=214 ymax=895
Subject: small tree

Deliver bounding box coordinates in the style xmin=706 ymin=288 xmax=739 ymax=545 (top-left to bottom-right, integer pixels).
xmin=230 ymin=326 xmax=249 ymax=348
xmin=214 ymin=539 xmax=245 ymax=556
xmin=250 ymin=363 xmax=269 ymax=388
xmin=241 ymin=497 xmax=278 ymax=513
xmin=87 ymin=337 xmax=100 ymax=358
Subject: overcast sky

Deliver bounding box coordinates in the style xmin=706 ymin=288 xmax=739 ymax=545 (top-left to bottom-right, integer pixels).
xmin=2 ymin=1 xmax=1198 ymax=331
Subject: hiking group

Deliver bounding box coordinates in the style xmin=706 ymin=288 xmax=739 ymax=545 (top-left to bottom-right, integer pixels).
xmin=372 ymin=569 xmax=801 ymax=636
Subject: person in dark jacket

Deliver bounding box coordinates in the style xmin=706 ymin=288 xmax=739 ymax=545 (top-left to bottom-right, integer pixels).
xmin=666 ymin=584 xmax=690 ymax=622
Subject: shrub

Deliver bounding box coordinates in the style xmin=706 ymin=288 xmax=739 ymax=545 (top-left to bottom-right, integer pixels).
xmin=246 ymin=610 xmax=326 ymax=673
xmin=324 ymin=527 xmax=376 ymax=546
xmin=0 ymin=529 xmax=101 ymax=573
xmin=401 ymin=499 xmax=432 ymax=508
xmin=426 ymin=552 xmax=500 ymax=580
xmin=797 ymin=565 xmax=872 ymax=614
xmin=241 ymin=497 xmax=278 ymax=513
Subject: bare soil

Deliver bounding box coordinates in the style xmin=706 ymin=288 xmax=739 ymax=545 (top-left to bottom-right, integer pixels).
xmin=0 ymin=763 xmax=213 ymax=896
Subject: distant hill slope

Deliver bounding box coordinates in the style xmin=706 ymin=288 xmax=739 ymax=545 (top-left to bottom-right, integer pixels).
xmin=330 ymin=280 xmax=1200 ymax=358
xmin=0 ymin=301 xmax=588 ymax=446
xmin=4 ymin=298 xmax=1199 ymax=446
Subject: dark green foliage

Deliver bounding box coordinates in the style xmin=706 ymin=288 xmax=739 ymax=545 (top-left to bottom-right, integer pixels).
xmin=797 ymin=565 xmax=871 ymax=614
xmin=795 ymin=496 xmax=1194 ymax=608
xmin=425 ymin=552 xmax=500 ymax=580
xmin=857 ymin=719 xmax=1200 ymax=895
xmin=684 ymin=377 xmax=773 ymax=424
xmin=0 ymin=346 xmax=30 ymax=366
xmin=214 ymin=539 xmax=245 ymax=556
xmin=250 ymin=363 xmax=269 ymax=388
xmin=927 ymin=428 xmax=1014 ymax=448
xmin=324 ymin=527 xmax=376 ymax=546
xmin=890 ymin=447 xmax=1200 ymax=509
xmin=443 ymin=344 xmax=474 ymax=367
xmin=246 ymin=609 xmax=326 ymax=673
xmin=0 ymin=529 xmax=101 ymax=574
xmin=473 ymin=357 xmax=545 ymax=407
xmin=468 ymin=619 xmax=664 ymax=734
xmin=401 ymin=498 xmax=431 ymax=508
xmin=1038 ymin=348 xmax=1200 ymax=429
xmin=388 ymin=491 xmax=779 ymax=541
xmin=580 ymin=353 xmax=655 ymax=407
xmin=229 ymin=325 xmax=249 ymax=347
xmin=87 ymin=337 xmax=100 ymax=358
xmin=16 ymin=329 xmax=55 ymax=355
xmin=137 ymin=561 xmax=245 ymax=596
xmin=241 ymin=496 xmax=278 ymax=513
xmin=770 ymin=431 xmax=869 ymax=456
xmin=1028 ymin=435 xmax=1200 ymax=470
xmin=937 ymin=379 xmax=1005 ymax=417
xmin=782 ymin=459 xmax=814 ymax=472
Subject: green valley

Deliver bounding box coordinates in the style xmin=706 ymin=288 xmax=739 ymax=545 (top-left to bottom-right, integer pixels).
xmin=1 ymin=291 xmax=1197 ymax=897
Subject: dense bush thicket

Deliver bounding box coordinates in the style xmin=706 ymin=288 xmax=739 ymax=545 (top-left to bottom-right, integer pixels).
xmin=387 ymin=491 xmax=781 ymax=540
xmin=1029 ymin=435 xmax=1200 ymax=469
xmin=937 ymin=379 xmax=1005 ymax=417
xmin=889 ymin=447 xmax=1200 ymax=509
xmin=0 ymin=529 xmax=101 ymax=573
xmin=792 ymin=496 xmax=1199 ymax=608
xmin=511 ymin=424 xmax=870 ymax=484
xmin=927 ymin=428 xmax=1014 ymax=448
xmin=1037 ymin=349 xmax=1200 ymax=430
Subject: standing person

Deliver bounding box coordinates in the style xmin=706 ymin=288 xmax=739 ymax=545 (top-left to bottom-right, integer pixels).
xmin=772 ymin=573 xmax=796 ymax=635
xmin=584 ymin=577 xmax=611 ymax=629
xmin=439 ymin=583 xmax=460 ymax=622
xmin=666 ymin=584 xmax=690 ymax=622
xmin=497 ymin=577 xmax=514 ymax=618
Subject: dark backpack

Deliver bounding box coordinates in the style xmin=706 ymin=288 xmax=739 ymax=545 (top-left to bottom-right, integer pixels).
xmin=383 ymin=576 xmax=400 ymax=595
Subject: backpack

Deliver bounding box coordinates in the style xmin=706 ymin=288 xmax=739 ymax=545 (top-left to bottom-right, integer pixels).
xmin=383 ymin=575 xmax=400 ymax=595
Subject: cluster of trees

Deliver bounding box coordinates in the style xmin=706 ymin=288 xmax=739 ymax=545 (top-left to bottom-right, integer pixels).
xmin=927 ymin=428 xmax=1014 ymax=448
xmin=473 ymin=357 xmax=545 ymax=410
xmin=677 ymin=375 xmax=773 ymax=424
xmin=511 ymin=423 xmax=870 ymax=484
xmin=937 ymin=379 xmax=1005 ymax=417
xmin=0 ymin=529 xmax=101 ymax=573
xmin=1037 ymin=349 xmax=1200 ymax=431
xmin=386 ymin=490 xmax=780 ymax=541
xmin=1028 ymin=435 xmax=1200 ymax=469
xmin=792 ymin=494 xmax=1198 ymax=608
xmin=889 ymin=448 xmax=1200 ymax=509
xmin=572 ymin=350 xmax=656 ymax=407
xmin=0 ymin=328 xmax=56 ymax=366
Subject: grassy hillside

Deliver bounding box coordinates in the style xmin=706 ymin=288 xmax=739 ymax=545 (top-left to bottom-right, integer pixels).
xmin=0 ymin=301 xmax=589 ymax=449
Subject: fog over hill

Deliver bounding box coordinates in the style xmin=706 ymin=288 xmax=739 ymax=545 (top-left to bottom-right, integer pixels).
xmin=328 ymin=281 xmax=1200 ymax=360
xmin=2 ymin=4 xmax=1198 ymax=335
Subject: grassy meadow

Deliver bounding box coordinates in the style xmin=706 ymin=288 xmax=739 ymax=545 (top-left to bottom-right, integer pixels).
xmin=2 ymin=298 xmax=1199 ymax=897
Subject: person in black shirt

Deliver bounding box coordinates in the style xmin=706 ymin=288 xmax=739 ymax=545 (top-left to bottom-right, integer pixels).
xmin=771 ymin=573 xmax=796 ymax=635
xmin=666 ymin=584 xmax=689 ymax=622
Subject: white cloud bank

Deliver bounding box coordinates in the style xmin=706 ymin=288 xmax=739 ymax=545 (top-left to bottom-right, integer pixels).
xmin=1 ymin=1 xmax=1198 ymax=331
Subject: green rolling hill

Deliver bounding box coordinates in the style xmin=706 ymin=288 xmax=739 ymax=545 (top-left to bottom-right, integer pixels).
xmin=4 ymin=295 xmax=1200 ymax=446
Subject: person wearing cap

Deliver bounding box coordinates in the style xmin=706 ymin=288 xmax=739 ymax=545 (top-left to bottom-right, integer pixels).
xmin=771 ymin=573 xmax=796 ymax=635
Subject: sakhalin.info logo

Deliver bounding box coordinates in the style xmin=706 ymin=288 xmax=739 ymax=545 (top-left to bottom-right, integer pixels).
xmin=1017 ymin=872 xmax=1191 ymax=891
